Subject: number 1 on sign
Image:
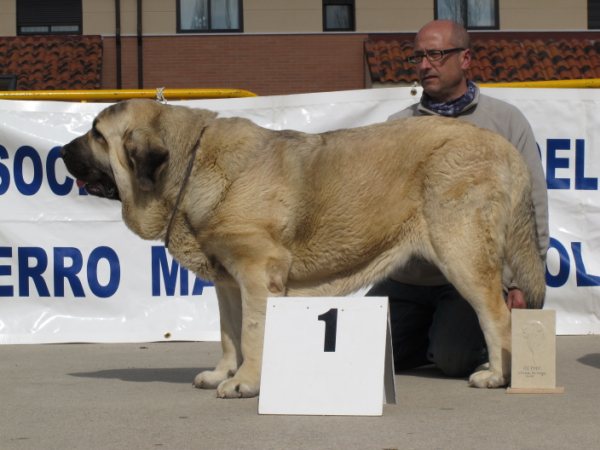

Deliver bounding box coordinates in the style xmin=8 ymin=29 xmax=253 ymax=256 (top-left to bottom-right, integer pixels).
xmin=318 ymin=308 xmax=338 ymax=352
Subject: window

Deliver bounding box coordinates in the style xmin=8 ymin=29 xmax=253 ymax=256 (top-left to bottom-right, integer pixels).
xmin=16 ymin=0 xmax=82 ymax=35
xmin=323 ymin=0 xmax=355 ymax=32
xmin=435 ymin=0 xmax=498 ymax=30
xmin=589 ymin=0 xmax=600 ymax=29
xmin=178 ymin=0 xmax=243 ymax=32
xmin=0 ymin=75 xmax=17 ymax=91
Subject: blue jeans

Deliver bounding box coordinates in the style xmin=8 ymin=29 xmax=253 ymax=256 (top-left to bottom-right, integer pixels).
xmin=368 ymin=278 xmax=488 ymax=377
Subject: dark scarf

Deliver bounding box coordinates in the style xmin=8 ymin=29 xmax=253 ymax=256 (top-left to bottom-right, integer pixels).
xmin=421 ymin=80 xmax=477 ymax=117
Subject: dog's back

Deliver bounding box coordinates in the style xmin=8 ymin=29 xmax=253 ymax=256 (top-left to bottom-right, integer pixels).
xmin=278 ymin=117 xmax=542 ymax=299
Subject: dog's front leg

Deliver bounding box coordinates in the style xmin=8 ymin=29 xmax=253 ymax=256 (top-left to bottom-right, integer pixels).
xmin=215 ymin=290 xmax=267 ymax=398
xmin=194 ymin=281 xmax=243 ymax=389
xmin=215 ymin=246 xmax=290 ymax=399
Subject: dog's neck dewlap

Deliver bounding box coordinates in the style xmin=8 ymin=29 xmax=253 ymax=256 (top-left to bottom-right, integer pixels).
xmin=164 ymin=127 xmax=206 ymax=248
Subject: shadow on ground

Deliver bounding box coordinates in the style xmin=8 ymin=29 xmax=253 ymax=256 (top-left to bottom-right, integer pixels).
xmin=577 ymin=353 xmax=600 ymax=369
xmin=69 ymin=367 xmax=207 ymax=383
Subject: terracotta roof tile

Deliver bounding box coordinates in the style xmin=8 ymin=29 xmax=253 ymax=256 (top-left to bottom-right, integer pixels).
xmin=365 ymin=36 xmax=600 ymax=84
xmin=0 ymin=35 xmax=102 ymax=90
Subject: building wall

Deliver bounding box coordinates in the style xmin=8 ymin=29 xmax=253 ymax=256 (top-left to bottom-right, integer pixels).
xmin=0 ymin=0 xmax=16 ymax=35
xmin=501 ymin=0 xmax=587 ymax=29
xmin=72 ymin=0 xmax=590 ymax=35
xmin=245 ymin=0 xmax=322 ymax=32
xmin=80 ymin=0 xmax=432 ymax=35
xmin=0 ymin=0 xmax=593 ymax=94
xmin=102 ymin=33 xmax=368 ymax=95
xmin=356 ymin=0 xmax=432 ymax=32
xmin=83 ymin=0 xmax=137 ymax=36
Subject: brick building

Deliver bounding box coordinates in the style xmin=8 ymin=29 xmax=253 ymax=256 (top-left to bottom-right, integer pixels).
xmin=0 ymin=0 xmax=599 ymax=95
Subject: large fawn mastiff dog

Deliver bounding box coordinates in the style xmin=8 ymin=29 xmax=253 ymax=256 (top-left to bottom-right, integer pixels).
xmin=61 ymin=99 xmax=545 ymax=398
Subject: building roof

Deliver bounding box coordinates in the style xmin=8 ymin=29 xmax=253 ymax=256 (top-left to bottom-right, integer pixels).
xmin=365 ymin=34 xmax=600 ymax=84
xmin=0 ymin=35 xmax=102 ymax=90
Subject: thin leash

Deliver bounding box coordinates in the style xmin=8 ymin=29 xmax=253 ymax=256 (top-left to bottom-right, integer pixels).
xmin=164 ymin=127 xmax=207 ymax=249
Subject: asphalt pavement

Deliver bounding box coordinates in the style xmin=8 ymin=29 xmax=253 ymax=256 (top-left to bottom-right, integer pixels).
xmin=1 ymin=335 xmax=599 ymax=450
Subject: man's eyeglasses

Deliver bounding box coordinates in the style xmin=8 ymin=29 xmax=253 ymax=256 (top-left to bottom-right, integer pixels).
xmin=406 ymin=48 xmax=465 ymax=64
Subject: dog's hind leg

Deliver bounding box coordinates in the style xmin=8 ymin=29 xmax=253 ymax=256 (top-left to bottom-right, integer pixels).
xmin=467 ymin=295 xmax=511 ymax=389
xmin=194 ymin=281 xmax=243 ymax=389
xmin=455 ymin=266 xmax=510 ymax=388
xmin=437 ymin=248 xmax=511 ymax=387
xmin=425 ymin=200 xmax=511 ymax=387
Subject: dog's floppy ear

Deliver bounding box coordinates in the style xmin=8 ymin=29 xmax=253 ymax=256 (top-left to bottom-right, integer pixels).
xmin=124 ymin=128 xmax=169 ymax=191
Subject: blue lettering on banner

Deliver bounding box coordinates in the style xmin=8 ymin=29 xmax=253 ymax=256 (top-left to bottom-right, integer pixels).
xmin=0 ymin=145 xmax=84 ymax=196
xmin=0 ymin=145 xmax=11 ymax=195
xmin=47 ymin=146 xmax=74 ymax=196
xmin=151 ymin=246 xmax=212 ymax=296
xmin=0 ymin=247 xmax=12 ymax=296
xmin=545 ymin=139 xmax=598 ymax=190
xmin=0 ymin=246 xmax=120 ymax=298
xmin=546 ymin=237 xmax=600 ymax=287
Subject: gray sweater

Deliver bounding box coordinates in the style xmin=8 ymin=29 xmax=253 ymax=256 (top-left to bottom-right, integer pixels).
xmin=388 ymin=86 xmax=549 ymax=288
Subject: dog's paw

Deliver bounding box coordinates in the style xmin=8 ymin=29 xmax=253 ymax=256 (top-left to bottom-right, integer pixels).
xmin=193 ymin=369 xmax=231 ymax=389
xmin=468 ymin=369 xmax=508 ymax=388
xmin=216 ymin=377 xmax=260 ymax=398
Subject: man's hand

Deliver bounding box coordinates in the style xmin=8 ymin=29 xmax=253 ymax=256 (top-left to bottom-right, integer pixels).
xmin=506 ymin=288 xmax=526 ymax=310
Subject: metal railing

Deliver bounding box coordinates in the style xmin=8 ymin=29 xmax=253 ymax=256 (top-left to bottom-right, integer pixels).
xmin=0 ymin=87 xmax=257 ymax=102
xmin=480 ymin=78 xmax=600 ymax=88
xmin=0 ymin=79 xmax=598 ymax=103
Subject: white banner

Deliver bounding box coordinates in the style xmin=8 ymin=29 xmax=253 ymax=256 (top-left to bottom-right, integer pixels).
xmin=1 ymin=87 xmax=599 ymax=343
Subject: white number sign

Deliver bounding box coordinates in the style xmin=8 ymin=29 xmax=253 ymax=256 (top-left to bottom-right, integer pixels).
xmin=259 ymin=296 xmax=395 ymax=416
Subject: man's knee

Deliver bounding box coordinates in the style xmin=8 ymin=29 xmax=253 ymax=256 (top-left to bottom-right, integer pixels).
xmin=428 ymin=343 xmax=487 ymax=377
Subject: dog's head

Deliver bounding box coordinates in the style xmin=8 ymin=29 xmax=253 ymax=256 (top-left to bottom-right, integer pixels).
xmin=61 ymin=99 xmax=176 ymax=201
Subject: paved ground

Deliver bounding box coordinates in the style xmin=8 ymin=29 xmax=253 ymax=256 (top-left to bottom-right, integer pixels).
xmin=1 ymin=335 xmax=599 ymax=450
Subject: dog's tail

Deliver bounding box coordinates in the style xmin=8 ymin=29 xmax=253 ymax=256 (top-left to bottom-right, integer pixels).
xmin=505 ymin=188 xmax=546 ymax=309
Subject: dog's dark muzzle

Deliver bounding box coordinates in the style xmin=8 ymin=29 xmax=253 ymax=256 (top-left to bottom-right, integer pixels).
xmin=61 ymin=139 xmax=121 ymax=201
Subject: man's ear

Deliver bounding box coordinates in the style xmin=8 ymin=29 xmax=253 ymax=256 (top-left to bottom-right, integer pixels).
xmin=124 ymin=129 xmax=169 ymax=191
xmin=461 ymin=48 xmax=472 ymax=70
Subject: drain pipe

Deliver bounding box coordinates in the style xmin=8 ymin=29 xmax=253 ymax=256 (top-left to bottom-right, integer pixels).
xmin=137 ymin=0 xmax=143 ymax=88
xmin=115 ymin=0 xmax=122 ymax=88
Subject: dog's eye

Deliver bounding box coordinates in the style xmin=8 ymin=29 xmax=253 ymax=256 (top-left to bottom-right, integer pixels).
xmin=91 ymin=126 xmax=107 ymax=144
